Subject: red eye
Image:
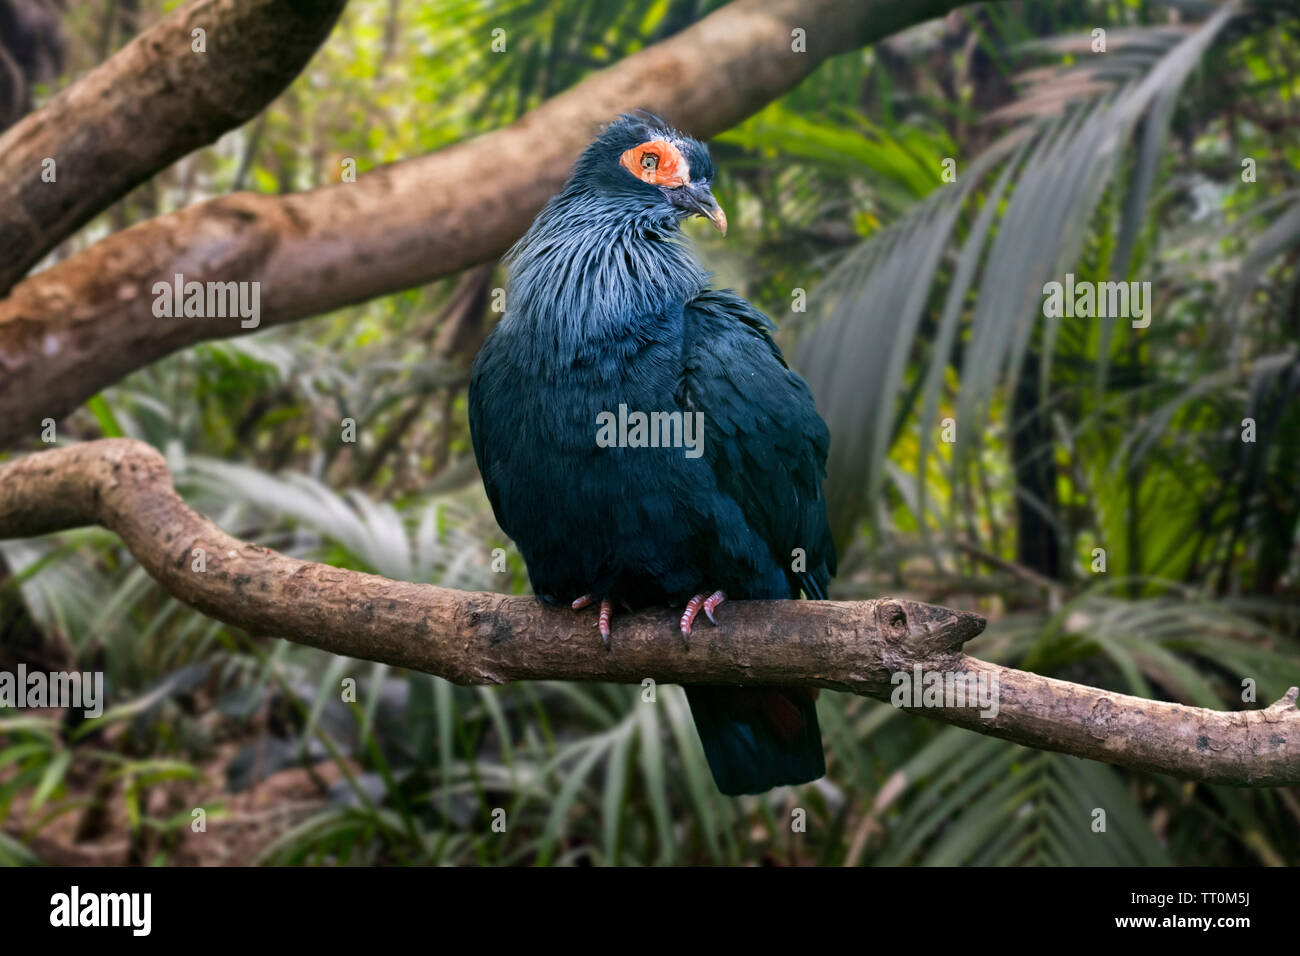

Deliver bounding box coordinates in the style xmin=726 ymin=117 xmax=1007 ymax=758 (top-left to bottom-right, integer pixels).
xmin=620 ymin=139 xmax=688 ymax=187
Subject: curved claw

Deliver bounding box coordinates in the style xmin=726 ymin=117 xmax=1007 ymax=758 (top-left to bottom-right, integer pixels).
xmin=680 ymin=590 xmax=726 ymax=642
xmin=703 ymin=590 xmax=726 ymax=626
xmin=573 ymin=594 xmax=613 ymax=650
xmin=598 ymin=599 xmax=612 ymax=650
xmin=679 ymin=594 xmax=702 ymax=645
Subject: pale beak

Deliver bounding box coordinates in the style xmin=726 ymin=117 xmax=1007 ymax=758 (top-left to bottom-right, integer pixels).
xmin=696 ymin=189 xmax=727 ymax=236
xmin=703 ymin=200 xmax=728 ymax=236
xmin=676 ymin=183 xmax=727 ymax=236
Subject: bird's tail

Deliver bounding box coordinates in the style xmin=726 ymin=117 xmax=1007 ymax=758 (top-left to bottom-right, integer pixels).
xmin=684 ymin=685 xmax=825 ymax=796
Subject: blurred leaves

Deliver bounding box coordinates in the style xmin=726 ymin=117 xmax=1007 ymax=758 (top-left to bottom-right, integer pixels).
xmin=3 ymin=0 xmax=1299 ymax=867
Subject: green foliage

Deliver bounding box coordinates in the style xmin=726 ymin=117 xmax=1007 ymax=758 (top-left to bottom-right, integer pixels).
xmin=3 ymin=0 xmax=1299 ymax=866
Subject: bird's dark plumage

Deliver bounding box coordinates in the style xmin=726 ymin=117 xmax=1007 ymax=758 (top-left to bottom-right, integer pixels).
xmin=468 ymin=113 xmax=836 ymax=795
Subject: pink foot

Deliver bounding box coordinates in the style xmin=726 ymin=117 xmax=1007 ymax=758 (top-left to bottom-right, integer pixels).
xmin=573 ymin=594 xmax=614 ymax=649
xmin=679 ymin=590 xmax=726 ymax=642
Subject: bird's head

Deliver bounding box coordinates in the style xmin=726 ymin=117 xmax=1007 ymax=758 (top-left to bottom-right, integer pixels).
xmin=567 ymin=111 xmax=727 ymax=236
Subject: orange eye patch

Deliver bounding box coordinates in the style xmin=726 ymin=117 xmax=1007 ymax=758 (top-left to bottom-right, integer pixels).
xmin=619 ymin=139 xmax=689 ymax=188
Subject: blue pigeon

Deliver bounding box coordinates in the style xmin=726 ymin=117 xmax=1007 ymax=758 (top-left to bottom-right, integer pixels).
xmin=469 ymin=113 xmax=836 ymax=795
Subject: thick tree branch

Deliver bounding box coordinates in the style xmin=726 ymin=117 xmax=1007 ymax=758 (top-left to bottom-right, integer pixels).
xmin=0 ymin=0 xmax=975 ymax=449
xmin=2 ymin=439 xmax=1297 ymax=788
xmin=0 ymin=0 xmax=349 ymax=292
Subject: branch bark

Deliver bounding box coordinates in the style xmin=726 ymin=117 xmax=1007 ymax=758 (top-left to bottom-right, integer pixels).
xmin=0 ymin=0 xmax=349 ymax=292
xmin=0 ymin=0 xmax=974 ymax=449
xmin=3 ymin=439 xmax=1297 ymax=788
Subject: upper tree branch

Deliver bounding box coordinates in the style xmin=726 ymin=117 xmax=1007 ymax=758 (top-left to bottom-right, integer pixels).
xmin=0 ymin=0 xmax=349 ymax=292
xmin=2 ymin=439 xmax=1297 ymax=788
xmin=0 ymin=0 xmax=973 ymax=449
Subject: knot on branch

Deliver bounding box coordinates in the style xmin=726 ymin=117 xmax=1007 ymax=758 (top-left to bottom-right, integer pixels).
xmin=1265 ymin=686 xmax=1300 ymax=717
xmin=873 ymin=598 xmax=986 ymax=668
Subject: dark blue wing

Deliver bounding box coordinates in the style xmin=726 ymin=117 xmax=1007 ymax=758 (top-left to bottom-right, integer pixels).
xmin=681 ymin=289 xmax=836 ymax=599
